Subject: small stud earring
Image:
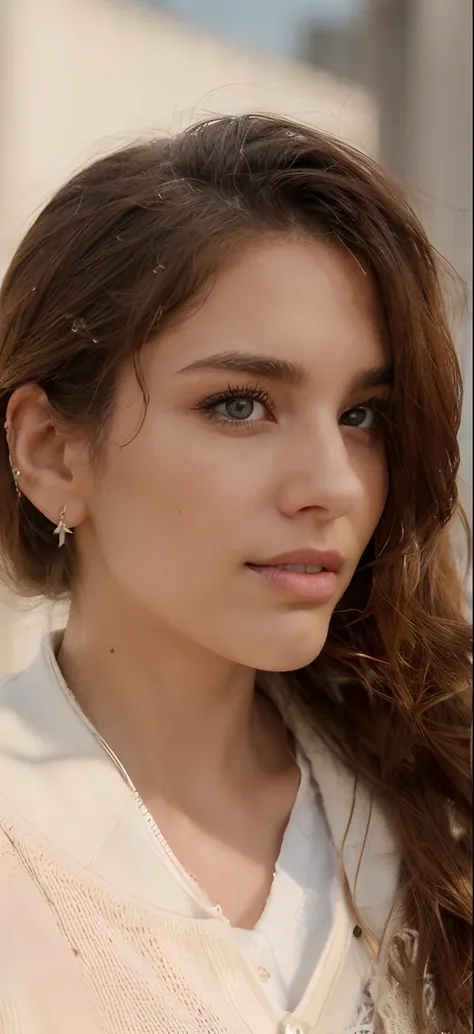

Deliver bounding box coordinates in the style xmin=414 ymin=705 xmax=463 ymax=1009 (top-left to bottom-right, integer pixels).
xmin=53 ymin=506 xmax=73 ymax=548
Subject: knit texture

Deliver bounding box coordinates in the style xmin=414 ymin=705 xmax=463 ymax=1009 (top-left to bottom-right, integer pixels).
xmin=1 ymin=819 xmax=242 ymax=1034
xmin=0 ymin=811 xmax=383 ymax=1034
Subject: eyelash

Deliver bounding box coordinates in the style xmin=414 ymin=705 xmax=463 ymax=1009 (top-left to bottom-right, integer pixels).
xmin=196 ymin=384 xmax=390 ymax=432
xmin=196 ymin=384 xmax=275 ymax=427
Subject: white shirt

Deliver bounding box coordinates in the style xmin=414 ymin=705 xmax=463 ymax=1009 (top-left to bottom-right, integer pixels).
xmin=233 ymin=751 xmax=335 ymax=1012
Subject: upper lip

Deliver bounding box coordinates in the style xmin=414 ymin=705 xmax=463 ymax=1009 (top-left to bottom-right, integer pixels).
xmin=248 ymin=549 xmax=342 ymax=572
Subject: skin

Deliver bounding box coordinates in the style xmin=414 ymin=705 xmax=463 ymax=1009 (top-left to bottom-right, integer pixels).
xmin=7 ymin=235 xmax=390 ymax=926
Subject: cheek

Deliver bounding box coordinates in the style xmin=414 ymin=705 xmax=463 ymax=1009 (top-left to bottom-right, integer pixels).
xmin=355 ymin=447 xmax=389 ymax=543
xmin=88 ymin=428 xmax=252 ymax=573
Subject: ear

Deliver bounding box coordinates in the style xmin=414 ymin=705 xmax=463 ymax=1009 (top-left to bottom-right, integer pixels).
xmin=5 ymin=385 xmax=88 ymax=530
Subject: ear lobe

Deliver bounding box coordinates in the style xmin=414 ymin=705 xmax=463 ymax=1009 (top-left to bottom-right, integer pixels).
xmin=5 ymin=384 xmax=86 ymax=530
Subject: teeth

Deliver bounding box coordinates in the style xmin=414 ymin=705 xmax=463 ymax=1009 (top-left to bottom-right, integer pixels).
xmin=278 ymin=564 xmax=323 ymax=573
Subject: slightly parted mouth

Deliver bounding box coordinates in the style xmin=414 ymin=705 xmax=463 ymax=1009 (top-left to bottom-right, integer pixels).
xmin=245 ymin=549 xmax=342 ymax=574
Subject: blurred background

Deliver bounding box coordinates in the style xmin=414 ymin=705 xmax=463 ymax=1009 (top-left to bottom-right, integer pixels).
xmin=0 ymin=0 xmax=472 ymax=675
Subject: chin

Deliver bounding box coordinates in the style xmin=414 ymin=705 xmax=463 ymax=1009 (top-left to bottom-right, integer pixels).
xmin=236 ymin=612 xmax=331 ymax=673
xmin=257 ymin=647 xmax=325 ymax=674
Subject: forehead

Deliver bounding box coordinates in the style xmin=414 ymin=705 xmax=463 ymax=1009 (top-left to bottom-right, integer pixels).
xmin=145 ymin=234 xmax=388 ymax=387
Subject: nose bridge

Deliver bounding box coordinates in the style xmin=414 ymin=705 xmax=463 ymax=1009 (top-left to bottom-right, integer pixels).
xmin=280 ymin=415 xmax=363 ymax=517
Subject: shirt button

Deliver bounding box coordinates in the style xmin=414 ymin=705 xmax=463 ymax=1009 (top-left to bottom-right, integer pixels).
xmin=256 ymin=965 xmax=271 ymax=982
xmin=284 ymin=1024 xmax=306 ymax=1034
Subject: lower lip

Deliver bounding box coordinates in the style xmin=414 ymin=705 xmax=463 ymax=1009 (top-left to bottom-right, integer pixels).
xmin=246 ymin=564 xmax=338 ymax=602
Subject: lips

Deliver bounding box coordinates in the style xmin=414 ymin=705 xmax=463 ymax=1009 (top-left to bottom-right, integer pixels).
xmin=247 ymin=549 xmax=342 ymax=573
xmin=245 ymin=549 xmax=342 ymax=603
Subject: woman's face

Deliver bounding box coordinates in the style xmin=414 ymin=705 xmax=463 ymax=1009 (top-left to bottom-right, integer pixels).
xmin=76 ymin=236 xmax=390 ymax=671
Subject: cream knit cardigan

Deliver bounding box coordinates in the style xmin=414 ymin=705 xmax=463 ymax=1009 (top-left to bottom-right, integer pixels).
xmin=0 ymin=634 xmax=418 ymax=1034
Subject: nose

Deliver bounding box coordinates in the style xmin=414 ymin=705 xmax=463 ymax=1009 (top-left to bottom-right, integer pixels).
xmin=277 ymin=423 xmax=365 ymax=522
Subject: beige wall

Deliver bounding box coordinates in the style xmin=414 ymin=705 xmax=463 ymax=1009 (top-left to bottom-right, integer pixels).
xmin=0 ymin=0 xmax=377 ymax=677
xmin=0 ymin=0 xmax=377 ymax=276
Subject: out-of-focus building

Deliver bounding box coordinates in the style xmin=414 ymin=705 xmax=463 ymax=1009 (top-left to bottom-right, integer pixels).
xmin=0 ymin=0 xmax=471 ymax=675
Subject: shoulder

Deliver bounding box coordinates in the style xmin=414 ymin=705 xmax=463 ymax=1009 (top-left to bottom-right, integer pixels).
xmin=0 ymin=638 xmax=54 ymax=722
xmin=0 ymin=635 xmax=96 ymax=851
xmin=0 ymin=658 xmax=52 ymax=890
xmin=0 ymin=631 xmax=87 ymax=779
xmin=0 ymin=649 xmax=56 ymax=781
xmin=0 ymin=662 xmax=34 ymax=703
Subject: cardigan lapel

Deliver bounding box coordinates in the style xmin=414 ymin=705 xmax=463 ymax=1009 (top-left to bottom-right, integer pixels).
xmin=265 ymin=675 xmax=401 ymax=944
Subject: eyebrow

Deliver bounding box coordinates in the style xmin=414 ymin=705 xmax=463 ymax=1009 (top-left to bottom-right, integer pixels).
xmin=348 ymin=363 xmax=393 ymax=393
xmin=179 ymin=350 xmax=393 ymax=392
xmin=179 ymin=351 xmax=307 ymax=386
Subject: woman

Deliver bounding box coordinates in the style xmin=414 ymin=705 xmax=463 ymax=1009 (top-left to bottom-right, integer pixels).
xmin=0 ymin=114 xmax=471 ymax=1034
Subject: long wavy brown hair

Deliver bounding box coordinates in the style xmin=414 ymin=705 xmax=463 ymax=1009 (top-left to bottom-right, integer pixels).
xmin=0 ymin=115 xmax=471 ymax=1031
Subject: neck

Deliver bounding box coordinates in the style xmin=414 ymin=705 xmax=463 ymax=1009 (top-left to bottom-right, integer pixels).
xmin=58 ymin=586 xmax=285 ymax=805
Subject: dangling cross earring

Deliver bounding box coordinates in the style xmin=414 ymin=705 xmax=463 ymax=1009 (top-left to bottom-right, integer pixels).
xmin=4 ymin=419 xmax=21 ymax=496
xmin=9 ymin=456 xmax=21 ymax=496
xmin=53 ymin=506 xmax=73 ymax=548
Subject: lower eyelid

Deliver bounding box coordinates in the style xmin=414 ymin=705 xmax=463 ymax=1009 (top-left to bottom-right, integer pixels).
xmin=207 ymin=416 xmax=270 ymax=434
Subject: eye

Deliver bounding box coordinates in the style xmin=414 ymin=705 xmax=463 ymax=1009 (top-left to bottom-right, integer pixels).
xmin=340 ymin=399 xmax=387 ymax=431
xmin=196 ymin=385 xmax=274 ymax=426
xmin=214 ymin=396 xmax=267 ymax=422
